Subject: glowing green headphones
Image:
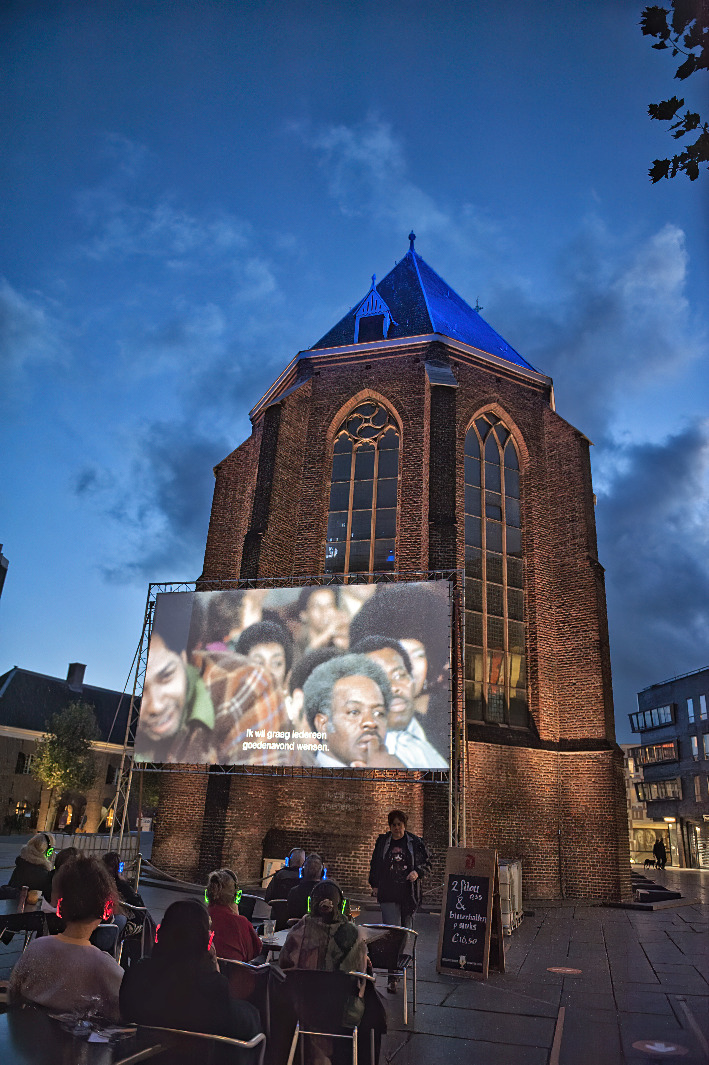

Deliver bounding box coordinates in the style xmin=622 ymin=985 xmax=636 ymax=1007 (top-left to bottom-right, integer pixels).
xmin=307 ymin=892 xmax=347 ymax=915
xmin=205 ymin=870 xmax=241 ymax=906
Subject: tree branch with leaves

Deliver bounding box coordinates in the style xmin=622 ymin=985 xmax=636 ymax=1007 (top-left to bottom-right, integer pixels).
xmin=641 ymin=0 xmax=708 ymax=180
xmin=33 ymin=701 xmax=99 ymax=830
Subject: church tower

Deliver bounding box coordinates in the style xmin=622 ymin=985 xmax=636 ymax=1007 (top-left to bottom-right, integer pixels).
xmin=153 ymin=237 xmax=630 ymax=901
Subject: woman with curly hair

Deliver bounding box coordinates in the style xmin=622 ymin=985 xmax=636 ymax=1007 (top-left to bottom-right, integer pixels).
xmin=9 ymin=854 xmax=122 ymax=1020
xmin=205 ymin=868 xmax=262 ymax=962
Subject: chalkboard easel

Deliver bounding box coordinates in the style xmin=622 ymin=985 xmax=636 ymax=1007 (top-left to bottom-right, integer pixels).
xmin=436 ymin=847 xmax=505 ymax=980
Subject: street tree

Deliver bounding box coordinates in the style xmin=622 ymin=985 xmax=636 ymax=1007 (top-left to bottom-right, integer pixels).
xmin=33 ymin=700 xmax=99 ymax=830
xmin=641 ymin=0 xmax=708 ymax=180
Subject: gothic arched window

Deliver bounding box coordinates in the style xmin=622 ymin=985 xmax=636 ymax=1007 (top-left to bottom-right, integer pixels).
xmin=464 ymin=413 xmax=528 ymax=727
xmin=324 ymin=401 xmax=399 ymax=575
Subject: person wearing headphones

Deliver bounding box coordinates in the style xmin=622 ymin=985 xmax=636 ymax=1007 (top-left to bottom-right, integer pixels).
xmin=120 ymin=899 xmax=261 ymax=1041
xmin=280 ymin=879 xmax=366 ymax=975
xmin=286 ymin=853 xmax=326 ymax=919
xmin=7 ymin=831 xmax=55 ymax=898
xmin=280 ymin=880 xmax=386 ymax=1064
xmin=264 ymin=847 xmax=305 ymax=903
xmin=205 ymin=868 xmax=262 ymax=962
xmin=9 ymin=855 xmax=122 ymax=1020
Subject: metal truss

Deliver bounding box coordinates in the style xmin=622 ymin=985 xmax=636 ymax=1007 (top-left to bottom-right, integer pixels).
xmin=111 ymin=568 xmax=466 ymax=848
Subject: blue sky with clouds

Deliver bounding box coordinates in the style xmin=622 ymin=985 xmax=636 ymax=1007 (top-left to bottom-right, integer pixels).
xmin=1 ymin=0 xmax=707 ymax=742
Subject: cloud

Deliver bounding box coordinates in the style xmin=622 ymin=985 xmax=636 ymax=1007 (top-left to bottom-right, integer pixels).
xmin=298 ymin=115 xmax=502 ymax=260
xmin=597 ymin=422 xmax=709 ymax=726
xmin=491 ymin=222 xmax=705 ymax=442
xmin=0 ymin=278 xmax=62 ymax=373
xmin=77 ymin=419 xmax=233 ymax=584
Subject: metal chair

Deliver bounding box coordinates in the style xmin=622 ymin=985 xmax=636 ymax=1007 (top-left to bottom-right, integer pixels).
xmin=361 ymin=924 xmax=418 ymax=1024
xmin=90 ymin=921 xmax=120 ymax=959
xmin=0 ymin=911 xmax=45 ymax=953
xmin=217 ymin=958 xmax=284 ymax=1041
xmin=237 ymin=894 xmax=261 ymax=923
xmin=137 ymin=1024 xmax=267 ymax=1065
xmin=282 ymin=967 xmax=376 ymax=1065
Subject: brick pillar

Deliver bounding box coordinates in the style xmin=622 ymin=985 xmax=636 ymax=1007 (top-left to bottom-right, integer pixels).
xmin=427 ymin=381 xmax=457 ymax=570
xmin=240 ymin=403 xmax=282 ymax=579
xmin=152 ymin=768 xmax=208 ymax=880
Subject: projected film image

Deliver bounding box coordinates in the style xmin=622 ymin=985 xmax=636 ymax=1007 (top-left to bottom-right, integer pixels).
xmin=134 ymin=581 xmax=451 ymax=770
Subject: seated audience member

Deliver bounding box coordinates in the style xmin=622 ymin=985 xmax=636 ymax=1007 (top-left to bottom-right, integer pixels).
xmin=42 ymin=846 xmax=79 ymax=912
xmin=285 ymin=647 xmax=342 ymax=728
xmin=206 ymin=868 xmax=262 ymax=962
xmin=286 ymin=853 xmax=325 ymax=919
xmin=352 ymin=636 xmax=448 ymax=768
xmin=134 ymin=623 xmax=292 ymax=765
xmin=8 ymin=832 xmax=55 ymax=895
xmin=280 ymin=880 xmax=385 ymax=1064
xmin=102 ymin=851 xmax=145 ymax=907
xmin=349 ymin=584 xmax=451 ymax=755
xmin=9 ymin=855 xmax=123 ymax=1020
xmin=120 ymin=899 xmax=260 ymax=1040
xmin=303 ymin=654 xmax=404 ymax=769
xmin=297 ymin=587 xmax=349 ymax=654
xmin=234 ymin=620 xmax=293 ymax=694
xmin=265 ymin=848 xmax=305 ymax=903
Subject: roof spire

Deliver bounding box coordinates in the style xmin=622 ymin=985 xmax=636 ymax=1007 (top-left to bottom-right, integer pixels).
xmin=408 ymin=230 xmax=416 ymax=251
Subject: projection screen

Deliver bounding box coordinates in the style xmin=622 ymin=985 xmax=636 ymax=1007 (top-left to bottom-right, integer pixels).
xmin=134 ymin=580 xmax=451 ymax=770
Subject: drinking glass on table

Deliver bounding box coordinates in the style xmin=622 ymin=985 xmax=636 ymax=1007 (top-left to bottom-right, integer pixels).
xmin=263 ymin=919 xmax=276 ymax=938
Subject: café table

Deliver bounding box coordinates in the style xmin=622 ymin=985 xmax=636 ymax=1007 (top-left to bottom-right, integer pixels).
xmin=0 ymin=1006 xmax=165 ymax=1065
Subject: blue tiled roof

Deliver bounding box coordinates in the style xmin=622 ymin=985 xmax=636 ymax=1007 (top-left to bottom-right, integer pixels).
xmin=309 ymin=247 xmax=537 ymax=372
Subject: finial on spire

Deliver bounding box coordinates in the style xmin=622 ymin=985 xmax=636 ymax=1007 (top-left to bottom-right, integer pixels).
xmin=474 ymin=297 xmax=483 ymax=313
xmin=408 ymin=231 xmax=416 ymax=251
xmin=371 ymin=274 xmax=376 ymax=286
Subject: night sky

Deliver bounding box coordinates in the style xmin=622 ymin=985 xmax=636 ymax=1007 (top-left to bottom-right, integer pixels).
xmin=1 ymin=0 xmax=707 ymax=743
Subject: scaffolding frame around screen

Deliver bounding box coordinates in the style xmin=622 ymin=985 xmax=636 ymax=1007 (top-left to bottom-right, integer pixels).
xmin=112 ymin=569 xmax=466 ymax=849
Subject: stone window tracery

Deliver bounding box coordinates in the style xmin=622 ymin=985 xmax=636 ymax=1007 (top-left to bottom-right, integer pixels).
xmin=324 ymin=401 xmax=399 ymax=575
xmin=464 ymin=412 xmax=528 ymax=727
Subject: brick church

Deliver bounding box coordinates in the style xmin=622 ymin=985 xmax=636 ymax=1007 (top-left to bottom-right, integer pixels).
xmin=153 ymin=235 xmax=631 ymax=902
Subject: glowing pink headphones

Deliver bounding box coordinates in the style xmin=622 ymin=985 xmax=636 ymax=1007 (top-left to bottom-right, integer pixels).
xmin=56 ymin=897 xmax=113 ymax=921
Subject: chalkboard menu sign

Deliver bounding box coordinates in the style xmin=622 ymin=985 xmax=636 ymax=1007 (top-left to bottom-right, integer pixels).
xmin=436 ymin=848 xmax=504 ymax=981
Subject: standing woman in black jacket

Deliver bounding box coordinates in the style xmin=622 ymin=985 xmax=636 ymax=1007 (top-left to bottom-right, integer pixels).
xmin=368 ymin=810 xmax=431 ymax=990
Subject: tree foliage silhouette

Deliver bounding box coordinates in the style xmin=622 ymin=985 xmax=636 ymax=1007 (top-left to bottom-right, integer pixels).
xmin=33 ymin=701 xmax=99 ymax=829
xmin=641 ymin=1 xmax=708 ymax=180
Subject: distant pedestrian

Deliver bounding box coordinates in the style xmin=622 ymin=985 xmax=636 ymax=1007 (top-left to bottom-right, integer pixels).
xmin=652 ymin=838 xmax=667 ymax=870
xmin=368 ymin=810 xmax=431 ymax=993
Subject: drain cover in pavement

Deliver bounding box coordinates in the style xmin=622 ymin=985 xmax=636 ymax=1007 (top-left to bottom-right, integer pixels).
xmin=632 ymin=1041 xmax=688 ymax=1057
xmin=546 ymin=967 xmax=582 ymax=974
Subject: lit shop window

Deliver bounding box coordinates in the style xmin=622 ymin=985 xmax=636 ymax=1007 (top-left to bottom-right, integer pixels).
xmin=629 ymin=741 xmax=678 ymax=766
xmin=463 ymin=413 xmax=527 ymax=727
xmin=634 ymin=778 xmax=682 ymax=801
xmin=324 ymin=401 xmax=399 ymax=576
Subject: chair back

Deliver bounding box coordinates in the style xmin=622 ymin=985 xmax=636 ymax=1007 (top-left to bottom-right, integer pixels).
xmin=361 ymin=924 xmax=416 ymax=971
xmin=268 ymin=898 xmax=290 ymax=931
xmin=282 ymin=968 xmax=364 ymax=1034
xmin=218 ymin=958 xmax=269 ymax=1004
xmin=137 ymin=1024 xmax=266 ymax=1065
xmin=238 ymin=894 xmax=260 ymax=922
xmin=90 ymin=922 xmax=120 ymax=958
